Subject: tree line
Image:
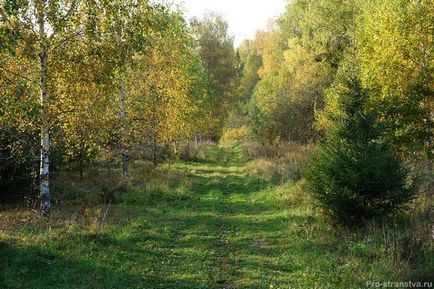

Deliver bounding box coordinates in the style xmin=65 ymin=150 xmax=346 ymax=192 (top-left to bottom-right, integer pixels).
xmin=1 ymin=0 xmax=433 ymax=223
xmin=235 ymin=0 xmax=432 ymax=222
xmin=238 ymin=0 xmax=432 ymax=157
xmin=0 ymin=1 xmax=238 ymax=214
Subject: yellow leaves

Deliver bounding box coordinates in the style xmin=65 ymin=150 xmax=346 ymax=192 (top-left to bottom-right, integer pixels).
xmin=255 ymin=29 xmax=281 ymax=78
xmin=220 ymin=126 xmax=248 ymax=146
xmin=357 ymin=0 xmax=433 ymax=91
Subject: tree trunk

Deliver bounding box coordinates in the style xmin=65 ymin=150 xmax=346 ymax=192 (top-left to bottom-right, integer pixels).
xmin=40 ymin=125 xmax=50 ymax=215
xmin=79 ymin=163 xmax=83 ymax=181
xmin=79 ymin=138 xmax=84 ymax=180
xmin=418 ymin=0 xmax=433 ymax=197
xmin=152 ymin=133 xmax=157 ymax=166
xmin=37 ymin=1 xmax=51 ymax=216
xmin=173 ymin=141 xmax=178 ymax=155
xmin=119 ymin=87 xmax=129 ymax=177
xmin=151 ymin=87 xmax=158 ymax=166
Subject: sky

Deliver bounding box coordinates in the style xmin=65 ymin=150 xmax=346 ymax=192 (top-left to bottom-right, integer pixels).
xmin=176 ymin=0 xmax=287 ymax=47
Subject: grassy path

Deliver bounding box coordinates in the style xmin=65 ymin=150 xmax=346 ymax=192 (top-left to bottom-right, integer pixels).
xmin=134 ymin=146 xmax=295 ymax=288
xmin=0 ymin=146 xmax=421 ymax=288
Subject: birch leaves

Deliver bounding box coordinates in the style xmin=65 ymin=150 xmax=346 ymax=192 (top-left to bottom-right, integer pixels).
xmin=0 ymin=0 xmax=214 ymax=214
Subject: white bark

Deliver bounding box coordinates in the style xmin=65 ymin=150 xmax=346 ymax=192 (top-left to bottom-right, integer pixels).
xmin=151 ymin=88 xmax=158 ymax=165
xmin=38 ymin=1 xmax=51 ymax=215
xmin=40 ymin=127 xmax=50 ymax=215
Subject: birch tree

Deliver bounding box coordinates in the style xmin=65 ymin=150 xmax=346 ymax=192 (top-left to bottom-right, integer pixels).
xmin=93 ymin=0 xmax=156 ymax=177
xmin=0 ymin=0 xmax=86 ymax=215
xmin=190 ymin=14 xmax=238 ymax=137
xmin=356 ymin=0 xmax=433 ymax=160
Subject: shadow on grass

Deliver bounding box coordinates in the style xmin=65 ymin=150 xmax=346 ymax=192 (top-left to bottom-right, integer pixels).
xmin=0 ymin=146 xmax=336 ymax=289
xmin=0 ymin=239 xmax=224 ymax=289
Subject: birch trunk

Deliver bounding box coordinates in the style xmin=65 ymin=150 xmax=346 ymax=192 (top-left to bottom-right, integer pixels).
xmin=151 ymin=88 xmax=158 ymax=165
xmin=37 ymin=1 xmax=51 ymax=215
xmin=173 ymin=142 xmax=178 ymax=155
xmin=151 ymin=134 xmax=157 ymax=165
xmin=418 ymin=0 xmax=433 ymax=196
xmin=119 ymin=87 xmax=130 ymax=177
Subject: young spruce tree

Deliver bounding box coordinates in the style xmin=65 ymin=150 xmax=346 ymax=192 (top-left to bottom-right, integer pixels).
xmin=306 ymin=77 xmax=414 ymax=225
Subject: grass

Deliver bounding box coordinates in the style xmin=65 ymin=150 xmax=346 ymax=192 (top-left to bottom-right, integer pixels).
xmin=0 ymin=146 xmax=432 ymax=288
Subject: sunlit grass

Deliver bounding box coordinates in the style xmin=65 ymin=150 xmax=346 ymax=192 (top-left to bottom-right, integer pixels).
xmin=0 ymin=146 xmax=431 ymax=289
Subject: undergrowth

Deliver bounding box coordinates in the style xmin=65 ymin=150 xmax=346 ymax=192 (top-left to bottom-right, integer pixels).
xmin=0 ymin=143 xmax=432 ymax=288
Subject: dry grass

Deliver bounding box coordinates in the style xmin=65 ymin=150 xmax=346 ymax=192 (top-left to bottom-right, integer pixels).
xmin=0 ymin=145 xmax=432 ymax=288
xmin=179 ymin=139 xmax=216 ymax=161
xmin=246 ymin=141 xmax=314 ymax=183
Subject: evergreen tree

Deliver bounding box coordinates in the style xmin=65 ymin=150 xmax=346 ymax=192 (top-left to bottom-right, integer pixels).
xmin=305 ymin=77 xmax=414 ymax=225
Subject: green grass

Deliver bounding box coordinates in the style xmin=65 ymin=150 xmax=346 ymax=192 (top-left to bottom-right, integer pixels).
xmin=0 ymin=146 xmax=432 ymax=288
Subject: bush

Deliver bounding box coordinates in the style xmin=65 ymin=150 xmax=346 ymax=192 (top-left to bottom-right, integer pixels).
xmin=179 ymin=140 xmax=215 ymax=161
xmin=305 ymin=78 xmax=414 ymax=225
xmin=220 ymin=126 xmax=248 ymax=146
xmin=0 ymin=127 xmax=39 ymax=202
xmin=246 ymin=141 xmax=314 ymax=183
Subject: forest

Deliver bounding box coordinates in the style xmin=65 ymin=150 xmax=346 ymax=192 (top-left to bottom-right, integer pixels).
xmin=0 ymin=0 xmax=433 ymax=288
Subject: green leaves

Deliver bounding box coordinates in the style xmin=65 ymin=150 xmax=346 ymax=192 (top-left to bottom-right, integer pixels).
xmin=0 ymin=0 xmax=216 ymax=189
xmin=306 ymin=77 xmax=414 ymax=225
xmin=245 ymin=0 xmax=355 ymax=143
xmin=356 ymin=0 xmax=434 ymax=157
xmin=190 ymin=13 xmax=238 ymax=137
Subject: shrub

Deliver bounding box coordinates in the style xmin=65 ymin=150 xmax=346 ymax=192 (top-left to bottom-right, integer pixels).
xmin=220 ymin=126 xmax=248 ymax=146
xmin=246 ymin=141 xmax=314 ymax=182
xmin=0 ymin=127 xmax=39 ymax=202
xmin=305 ymin=78 xmax=414 ymax=225
xmin=179 ymin=140 xmax=215 ymax=161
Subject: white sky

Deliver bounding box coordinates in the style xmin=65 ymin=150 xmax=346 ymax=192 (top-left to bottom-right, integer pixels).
xmin=176 ymin=0 xmax=287 ymax=47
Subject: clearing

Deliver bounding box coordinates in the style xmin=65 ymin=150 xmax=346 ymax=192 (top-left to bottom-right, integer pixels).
xmin=0 ymin=147 xmax=421 ymax=288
